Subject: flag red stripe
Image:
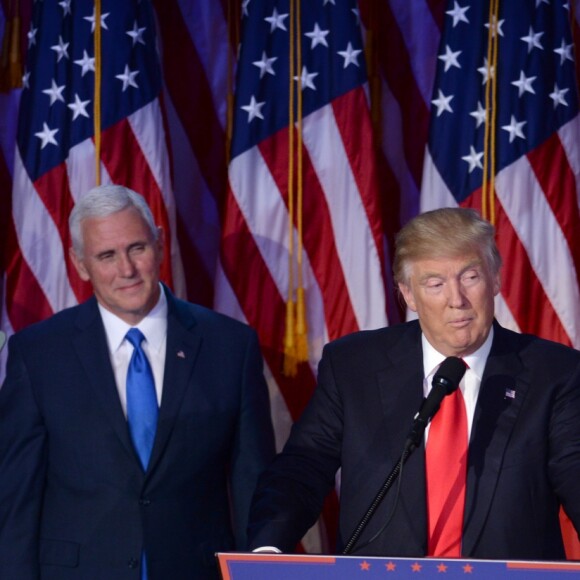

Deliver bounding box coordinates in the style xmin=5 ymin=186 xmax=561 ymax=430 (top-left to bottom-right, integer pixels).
xmin=5 ymin=217 xmax=53 ymax=331
xmin=33 ymin=167 xmax=92 ymax=303
xmin=461 ymin=192 xmax=571 ymax=345
xmin=99 ymin=119 xmax=175 ymax=289
xmin=526 ymin=133 xmax=580 ymax=279
xmin=494 ymin=201 xmax=572 ymax=346
xmin=153 ymin=0 xmax=228 ymax=209
xmin=256 ymin=129 xmax=359 ymax=340
xmin=221 ymin=185 xmax=317 ymax=420
xmin=0 ymin=146 xmax=12 ymax=276
xmin=331 ymin=89 xmax=387 ymax=291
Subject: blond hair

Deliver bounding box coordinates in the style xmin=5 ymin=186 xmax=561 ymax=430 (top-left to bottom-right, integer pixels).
xmin=393 ymin=207 xmax=502 ymax=286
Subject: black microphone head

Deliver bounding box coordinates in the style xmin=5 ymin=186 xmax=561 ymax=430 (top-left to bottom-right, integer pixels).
xmin=433 ymin=356 xmax=467 ymax=394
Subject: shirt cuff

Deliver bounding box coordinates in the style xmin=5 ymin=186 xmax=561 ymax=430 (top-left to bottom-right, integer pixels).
xmin=252 ymin=546 xmax=282 ymax=553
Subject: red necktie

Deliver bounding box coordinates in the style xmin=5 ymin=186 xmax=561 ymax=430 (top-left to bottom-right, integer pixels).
xmin=426 ymin=382 xmax=468 ymax=557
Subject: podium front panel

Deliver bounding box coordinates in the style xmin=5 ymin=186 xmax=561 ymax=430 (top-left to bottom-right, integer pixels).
xmin=217 ymin=553 xmax=580 ymax=579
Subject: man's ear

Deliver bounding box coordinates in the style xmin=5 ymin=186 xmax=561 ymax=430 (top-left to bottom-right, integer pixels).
xmin=493 ymin=270 xmax=501 ymax=296
xmin=398 ymin=282 xmax=418 ymax=313
xmin=69 ymin=247 xmax=90 ymax=282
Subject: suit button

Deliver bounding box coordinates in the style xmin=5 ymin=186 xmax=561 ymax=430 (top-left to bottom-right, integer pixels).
xmin=128 ymin=557 xmax=139 ymax=569
xmin=139 ymin=498 xmax=151 ymax=506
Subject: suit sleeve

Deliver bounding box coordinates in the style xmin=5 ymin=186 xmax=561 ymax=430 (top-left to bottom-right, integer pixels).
xmin=247 ymin=343 xmax=343 ymax=552
xmin=229 ymin=329 xmax=276 ymax=550
xmin=548 ymin=357 xmax=580 ymax=536
xmin=0 ymin=336 xmax=47 ymax=579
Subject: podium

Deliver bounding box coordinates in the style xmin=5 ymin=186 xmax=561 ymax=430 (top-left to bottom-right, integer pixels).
xmin=217 ymin=553 xmax=580 ymax=579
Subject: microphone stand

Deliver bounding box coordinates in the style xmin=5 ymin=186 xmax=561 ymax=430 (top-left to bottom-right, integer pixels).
xmin=342 ymin=357 xmax=465 ymax=555
xmin=341 ymin=436 xmax=422 ymax=555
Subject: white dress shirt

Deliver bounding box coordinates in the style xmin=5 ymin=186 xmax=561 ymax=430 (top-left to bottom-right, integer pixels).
xmin=422 ymin=327 xmax=494 ymax=442
xmin=99 ymin=285 xmax=168 ymax=416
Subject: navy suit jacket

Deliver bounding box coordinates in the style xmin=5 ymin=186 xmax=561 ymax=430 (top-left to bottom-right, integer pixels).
xmin=248 ymin=320 xmax=580 ymax=560
xmin=0 ymin=289 xmax=274 ymax=579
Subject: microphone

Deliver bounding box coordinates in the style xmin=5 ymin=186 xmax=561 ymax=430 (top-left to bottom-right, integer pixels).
xmin=404 ymin=356 xmax=467 ymax=452
xmin=343 ymin=356 xmax=467 ymax=554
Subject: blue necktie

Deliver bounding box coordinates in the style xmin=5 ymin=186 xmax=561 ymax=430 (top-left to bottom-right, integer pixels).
xmin=126 ymin=329 xmax=158 ymax=580
xmin=126 ymin=328 xmax=158 ymax=470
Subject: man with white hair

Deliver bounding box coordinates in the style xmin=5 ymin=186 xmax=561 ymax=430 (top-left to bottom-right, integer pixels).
xmin=0 ymin=184 xmax=275 ymax=579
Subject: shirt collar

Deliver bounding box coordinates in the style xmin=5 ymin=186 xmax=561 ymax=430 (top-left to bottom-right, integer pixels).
xmin=422 ymin=326 xmax=494 ymax=380
xmin=99 ymin=283 xmax=168 ymax=354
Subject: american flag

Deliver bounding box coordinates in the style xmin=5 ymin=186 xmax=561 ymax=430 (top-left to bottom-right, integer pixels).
xmin=421 ymin=0 xmax=580 ymax=349
xmin=0 ymin=0 xmax=184 ymax=355
xmin=218 ymin=0 xmax=390 ymax=551
xmin=1 ymin=0 xmax=580 ymax=557
xmin=367 ymin=0 xmax=580 ymax=556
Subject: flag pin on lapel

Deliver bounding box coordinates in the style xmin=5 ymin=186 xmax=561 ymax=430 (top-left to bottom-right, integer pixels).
xmin=504 ymin=388 xmax=516 ymax=400
xmin=177 ymin=350 xmax=185 ymax=359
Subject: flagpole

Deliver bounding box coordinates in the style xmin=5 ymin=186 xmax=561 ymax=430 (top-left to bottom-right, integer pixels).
xmin=94 ymin=0 xmax=102 ymax=186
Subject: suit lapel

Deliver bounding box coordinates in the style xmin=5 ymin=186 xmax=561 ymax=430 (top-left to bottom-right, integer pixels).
xmin=73 ymin=298 xmax=136 ymax=461
xmin=376 ymin=323 xmax=427 ymax=551
xmin=146 ymin=293 xmax=202 ymax=476
xmin=462 ymin=323 xmax=530 ymax=555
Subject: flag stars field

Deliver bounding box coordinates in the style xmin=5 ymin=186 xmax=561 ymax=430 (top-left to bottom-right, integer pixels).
xmin=305 ymin=23 xmax=330 ymax=49
xmin=446 ymin=1 xmax=470 ymax=27
xmin=264 ymin=8 xmax=288 ymax=33
xmin=438 ymin=45 xmax=462 ymax=72
xmin=34 ymin=123 xmax=59 ymax=149
xmin=74 ymin=51 xmax=96 ymax=76
xmin=337 ymin=42 xmax=361 ymax=68
xmin=502 ymin=115 xmax=527 ymax=143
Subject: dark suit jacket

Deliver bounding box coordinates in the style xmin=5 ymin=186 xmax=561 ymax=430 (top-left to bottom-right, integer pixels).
xmin=0 ymin=288 xmax=275 ymax=579
xmin=248 ymin=320 xmax=580 ymax=560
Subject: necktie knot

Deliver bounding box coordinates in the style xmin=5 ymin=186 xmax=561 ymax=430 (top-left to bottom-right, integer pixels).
xmin=126 ymin=327 xmax=146 ymax=350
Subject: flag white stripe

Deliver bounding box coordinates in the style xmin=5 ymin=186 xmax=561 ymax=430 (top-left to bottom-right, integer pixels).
xmin=128 ymin=101 xmax=171 ymax=199
xmin=128 ymin=101 xmax=186 ymax=296
xmin=65 ymin=139 xmax=99 ymax=202
xmin=420 ymin=148 xmax=458 ymax=211
xmin=302 ymin=104 xmax=388 ymax=330
xmin=420 ymin=149 xmax=520 ymax=332
xmin=557 ymin=115 xmax=580 ymax=211
xmin=495 ymin=158 xmax=580 ymax=347
xmin=12 ymin=150 xmax=76 ymax=312
xmin=228 ymin=149 xmax=329 ymax=364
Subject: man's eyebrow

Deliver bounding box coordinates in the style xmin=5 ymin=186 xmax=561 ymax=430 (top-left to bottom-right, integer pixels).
xmin=128 ymin=240 xmax=148 ymax=249
xmin=418 ymin=271 xmax=444 ymax=283
xmin=95 ymin=248 xmax=115 ymax=259
xmin=417 ymin=260 xmax=484 ymax=283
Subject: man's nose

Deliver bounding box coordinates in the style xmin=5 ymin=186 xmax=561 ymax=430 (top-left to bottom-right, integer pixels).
xmin=447 ymin=280 xmax=467 ymax=307
xmin=117 ymin=253 xmax=136 ymax=276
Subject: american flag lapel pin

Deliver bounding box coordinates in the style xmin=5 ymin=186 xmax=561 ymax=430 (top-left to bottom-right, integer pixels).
xmin=504 ymin=388 xmax=516 ymax=400
xmin=177 ymin=350 xmax=185 ymax=359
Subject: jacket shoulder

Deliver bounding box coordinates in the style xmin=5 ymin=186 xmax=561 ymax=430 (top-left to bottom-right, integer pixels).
xmin=169 ymin=295 xmax=258 ymax=341
xmin=10 ymin=301 xmax=93 ymax=346
xmin=323 ymin=320 xmax=421 ymax=360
